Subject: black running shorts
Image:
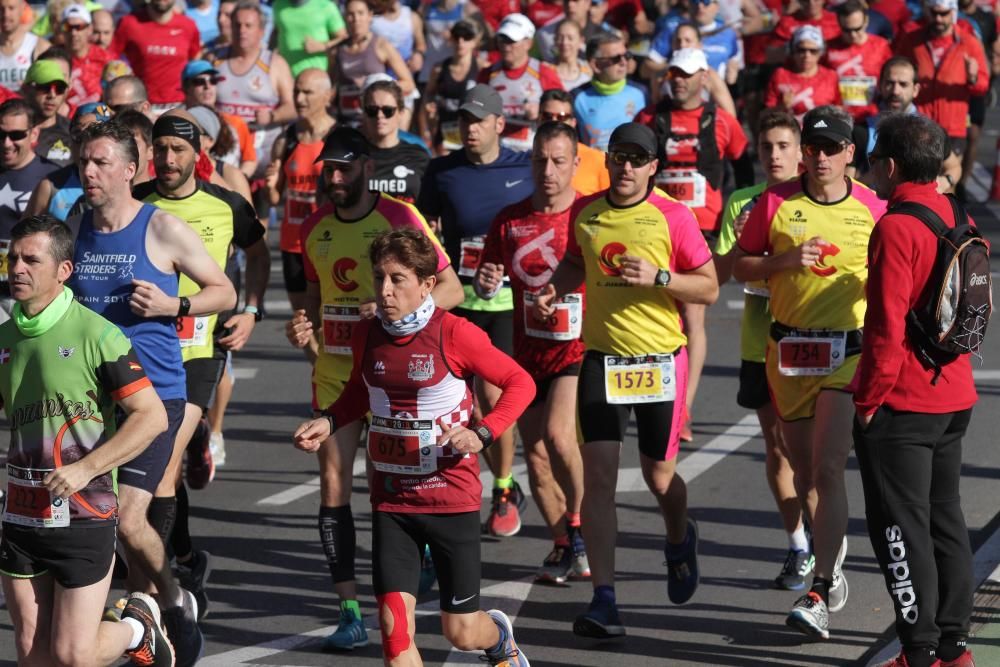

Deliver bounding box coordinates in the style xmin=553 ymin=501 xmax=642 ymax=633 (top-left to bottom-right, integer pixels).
xmin=0 ymin=521 xmax=117 ymax=588
xmin=737 ymin=360 xmax=771 ymax=410
xmin=453 ymin=308 xmax=513 ymax=356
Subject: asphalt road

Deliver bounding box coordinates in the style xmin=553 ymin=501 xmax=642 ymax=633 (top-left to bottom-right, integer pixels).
xmin=2 ymin=168 xmax=1000 ymax=667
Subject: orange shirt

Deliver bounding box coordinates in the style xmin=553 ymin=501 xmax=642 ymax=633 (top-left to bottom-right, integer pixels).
xmin=572 ymin=142 xmax=610 ymax=197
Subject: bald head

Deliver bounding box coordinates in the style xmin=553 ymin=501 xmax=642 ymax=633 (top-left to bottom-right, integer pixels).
xmin=294 ymin=68 xmax=334 ymax=119
xmin=104 ymin=76 xmax=151 ymax=116
xmin=91 ymin=9 xmax=114 ymax=48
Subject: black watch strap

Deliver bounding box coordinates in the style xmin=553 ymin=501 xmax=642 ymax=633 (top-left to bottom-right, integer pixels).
xmin=475 ymin=425 xmax=493 ymax=449
xmin=177 ymin=296 xmax=192 ymax=317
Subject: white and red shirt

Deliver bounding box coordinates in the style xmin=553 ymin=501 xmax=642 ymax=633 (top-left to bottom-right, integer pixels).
xmin=68 ymin=45 xmax=112 ymax=108
xmin=478 ymin=58 xmax=563 ymax=151
xmin=110 ymin=10 xmax=201 ymax=105
xmin=764 ymin=66 xmax=842 ymax=123
xmin=481 ymin=197 xmax=586 ymax=379
xmin=327 ymin=310 xmax=535 ymax=513
xmin=823 ymin=35 xmax=892 ymax=119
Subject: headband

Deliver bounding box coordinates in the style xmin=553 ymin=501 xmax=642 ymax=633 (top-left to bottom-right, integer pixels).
xmin=152 ymin=115 xmax=201 ymax=152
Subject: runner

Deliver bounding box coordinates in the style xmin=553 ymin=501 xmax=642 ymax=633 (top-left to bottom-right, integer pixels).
xmin=714 ymin=109 xmax=811 ymax=591
xmin=133 ymin=110 xmax=269 ymax=617
xmin=732 ymin=106 xmax=886 ymax=640
xmin=418 ymin=18 xmax=480 ymax=154
xmin=475 ymin=121 xmax=590 ymax=585
xmin=284 ymin=126 xmax=463 ymax=651
xmin=360 ymin=77 xmax=430 ymax=202
xmin=764 ymin=26 xmax=842 ymax=122
xmin=535 ymin=122 xmax=718 ymax=638
xmin=293 ymin=227 xmax=534 ymax=667
xmin=61 ymin=4 xmax=111 ymax=108
xmin=0 ymin=99 xmax=59 ymax=320
xmin=849 ymin=55 xmax=920 ymax=177
xmin=572 ymin=32 xmax=648 ymax=152
xmin=270 ymin=0 xmax=346 ymax=77
xmin=0 ymin=0 xmax=49 ymax=89
xmin=69 ymin=119 xmax=237 ymax=666
xmin=0 ymin=214 xmax=174 ymax=667
xmin=21 ymin=59 xmax=72 ymax=166
xmin=108 ymin=0 xmax=201 ymax=115
xmin=416 ymin=84 xmax=534 ymax=538
xmin=103 ymin=75 xmax=153 ymax=118
xmin=822 ymin=0 xmax=892 ymax=120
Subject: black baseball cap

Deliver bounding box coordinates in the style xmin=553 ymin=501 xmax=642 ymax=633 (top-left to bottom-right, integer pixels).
xmin=608 ymin=122 xmax=657 ymax=156
xmin=459 ymin=84 xmax=503 ymax=119
xmin=315 ymin=126 xmax=370 ymax=163
xmin=801 ymin=114 xmax=852 ymax=145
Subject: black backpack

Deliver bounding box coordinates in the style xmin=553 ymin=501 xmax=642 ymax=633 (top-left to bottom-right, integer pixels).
xmin=887 ymin=195 xmax=992 ymax=381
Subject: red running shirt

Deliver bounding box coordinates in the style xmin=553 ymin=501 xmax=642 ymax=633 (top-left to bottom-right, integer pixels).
xmin=68 ymin=46 xmax=111 ymax=108
xmin=764 ymin=66 xmax=842 ymax=122
xmin=481 ymin=197 xmax=585 ymax=380
xmin=823 ymin=35 xmax=892 ymax=120
xmin=110 ymin=10 xmax=201 ymax=105
xmin=327 ymin=309 xmax=535 ymax=513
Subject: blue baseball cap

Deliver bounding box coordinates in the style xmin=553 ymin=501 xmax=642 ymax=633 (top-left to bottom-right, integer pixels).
xmin=181 ymin=60 xmax=223 ymax=83
xmin=73 ymin=102 xmax=112 ymax=123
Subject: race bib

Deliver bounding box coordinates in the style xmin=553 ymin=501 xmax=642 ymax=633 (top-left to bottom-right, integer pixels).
xmin=4 ymin=465 xmax=70 ymax=528
xmin=176 ymin=316 xmax=210 ymax=348
xmin=0 ymin=239 xmax=9 ymax=282
xmin=839 ymin=76 xmax=876 ymax=108
xmin=441 ymin=120 xmax=461 ymax=150
xmin=458 ymin=236 xmax=485 ymax=278
xmin=339 ymin=84 xmax=362 ymax=116
xmin=777 ymin=335 xmax=846 ymax=376
xmin=656 ymin=169 xmax=707 ymax=209
xmin=524 ymin=292 xmax=582 ymax=341
xmin=368 ymin=415 xmax=438 ymax=474
xmin=322 ymin=305 xmax=361 ymax=355
xmin=604 ymin=354 xmax=676 ymax=404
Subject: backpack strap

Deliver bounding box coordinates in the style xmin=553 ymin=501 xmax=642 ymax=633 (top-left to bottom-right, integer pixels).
xmin=887 ymin=201 xmax=949 ymax=237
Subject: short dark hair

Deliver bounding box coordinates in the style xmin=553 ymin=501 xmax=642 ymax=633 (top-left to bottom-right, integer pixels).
xmin=363 ymin=79 xmax=404 ymax=109
xmin=369 ymin=229 xmax=439 ymax=282
xmin=758 ymin=109 xmax=801 ymax=140
xmin=115 ymin=109 xmax=153 ymax=148
xmin=585 ymin=32 xmax=623 ymax=60
xmin=672 ymin=21 xmax=701 ymax=47
xmin=873 ymin=114 xmax=947 ymax=184
xmin=836 ymin=0 xmax=866 ymax=19
xmin=534 ymin=120 xmax=578 ymax=155
xmin=540 ymin=88 xmax=572 ymax=106
xmin=879 ymin=55 xmax=917 ymax=82
xmin=78 ymin=119 xmax=140 ymax=171
xmin=0 ymin=98 xmax=36 ymax=127
xmin=12 ymin=215 xmax=74 ymax=264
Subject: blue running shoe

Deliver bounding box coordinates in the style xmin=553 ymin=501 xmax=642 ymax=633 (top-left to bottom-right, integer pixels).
xmin=418 ymin=544 xmax=437 ymax=595
xmin=573 ymin=596 xmax=626 ymax=639
xmin=484 ymin=609 xmax=530 ymax=666
xmin=322 ymin=605 xmax=369 ymax=651
xmin=665 ymin=517 xmax=699 ymax=604
xmin=568 ymin=524 xmax=591 ymax=580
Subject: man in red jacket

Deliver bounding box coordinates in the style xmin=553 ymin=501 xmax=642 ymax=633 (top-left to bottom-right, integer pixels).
xmin=854 ymin=113 xmax=978 ymax=667
xmin=893 ymin=0 xmax=987 ymax=164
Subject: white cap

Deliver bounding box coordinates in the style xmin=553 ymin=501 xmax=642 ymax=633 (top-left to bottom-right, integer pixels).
xmin=927 ymin=0 xmax=957 ymax=11
xmin=792 ymin=25 xmax=824 ymax=49
xmin=669 ymin=48 xmax=709 ymax=74
xmin=62 ymin=3 xmax=92 ymax=24
xmin=362 ymin=72 xmax=395 ymax=92
xmin=497 ymin=13 xmax=535 ymax=42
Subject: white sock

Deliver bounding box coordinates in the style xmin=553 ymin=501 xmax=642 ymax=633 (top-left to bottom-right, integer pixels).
xmin=122 ymin=617 xmax=145 ymax=650
xmin=789 ymin=524 xmax=810 ymax=553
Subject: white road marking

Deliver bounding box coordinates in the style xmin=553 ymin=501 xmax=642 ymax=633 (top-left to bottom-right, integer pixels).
xmin=257 ymin=457 xmax=367 ymax=505
xmin=973 ymin=369 xmax=1000 ymax=381
xmin=727 ymin=299 xmax=745 ymax=310
xmin=265 ymin=298 xmax=293 ymax=315
xmin=965 ymin=162 xmax=991 ymax=204
xmin=232 ymin=367 xmax=258 ymax=380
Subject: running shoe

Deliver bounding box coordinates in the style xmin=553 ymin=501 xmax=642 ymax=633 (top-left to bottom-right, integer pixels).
xmin=569 ymin=525 xmax=591 ymax=580
xmin=177 ymin=550 xmax=212 ymax=621
xmin=875 ymin=653 xmax=942 ymax=667
xmin=209 ymin=431 xmax=226 ymax=467
xmin=940 ymin=650 xmax=976 ymax=667
xmin=775 ymin=549 xmax=814 ymax=590
xmin=486 ymin=485 xmax=524 ymax=537
xmin=484 ymin=609 xmax=530 ymax=666
xmin=829 ymin=537 xmax=849 ymax=613
xmin=418 ymin=544 xmax=437 ymax=595
xmin=185 ymin=417 xmax=214 ymax=490
xmin=535 ymin=544 xmax=572 ymax=585
xmin=161 ymin=589 xmax=203 ymax=667
xmin=665 ymin=518 xmax=699 ymax=604
xmin=322 ymin=605 xmax=369 ymax=651
xmin=573 ymin=595 xmax=626 ymax=639
xmin=122 ymin=592 xmax=175 ymax=667
xmin=785 ymin=591 xmax=830 ymax=640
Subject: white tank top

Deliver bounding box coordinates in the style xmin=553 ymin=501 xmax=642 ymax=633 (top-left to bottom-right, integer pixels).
xmin=215 ymin=49 xmax=280 ymax=178
xmin=372 ymin=6 xmax=414 ymax=61
xmin=0 ymin=32 xmax=37 ymax=89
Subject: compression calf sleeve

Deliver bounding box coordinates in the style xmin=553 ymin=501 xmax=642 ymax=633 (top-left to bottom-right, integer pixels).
xmin=148 ymin=496 xmax=177 ymax=544
xmin=319 ymin=505 xmax=356 ymax=584
xmin=170 ymin=483 xmax=193 ymax=560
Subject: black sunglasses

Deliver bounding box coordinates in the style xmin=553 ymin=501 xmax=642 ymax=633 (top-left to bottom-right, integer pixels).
xmin=608 ymin=150 xmax=654 ymax=167
xmin=0 ymin=129 xmax=29 ymax=142
xmin=189 ymin=76 xmax=221 ymax=87
xmin=364 ymin=105 xmax=398 ymax=118
xmin=596 ymin=52 xmax=632 ymax=66
xmin=36 ymin=81 xmax=69 ymax=95
xmin=794 ymin=47 xmax=821 ymax=55
xmin=802 ymin=141 xmax=848 ymax=157
xmin=541 ymin=111 xmax=574 ymax=122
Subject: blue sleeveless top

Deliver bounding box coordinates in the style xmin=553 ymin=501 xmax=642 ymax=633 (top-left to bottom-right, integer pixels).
xmin=69 ymin=203 xmax=187 ymax=401
xmin=47 ymin=167 xmax=83 ymax=222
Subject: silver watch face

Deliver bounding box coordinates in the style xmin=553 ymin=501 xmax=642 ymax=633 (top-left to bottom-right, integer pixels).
xmin=656 ymin=269 xmax=669 ymax=286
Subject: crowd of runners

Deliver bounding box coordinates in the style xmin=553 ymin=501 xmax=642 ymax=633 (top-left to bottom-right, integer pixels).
xmin=0 ymin=0 xmax=992 ymax=664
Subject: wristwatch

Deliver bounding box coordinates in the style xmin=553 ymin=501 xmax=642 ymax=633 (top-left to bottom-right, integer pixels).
xmin=474 ymin=425 xmax=494 ymax=449
xmin=243 ymin=305 xmax=264 ymax=322
xmin=325 ymin=414 xmax=337 ymax=435
xmin=654 ymin=268 xmax=672 ymax=288
xmin=177 ymin=296 xmax=191 ymax=317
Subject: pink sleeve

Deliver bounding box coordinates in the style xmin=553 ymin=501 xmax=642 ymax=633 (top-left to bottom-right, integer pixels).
xmin=852 ymin=184 xmax=887 ymax=221
xmin=652 ymin=195 xmax=711 ymax=271
xmin=386 ymin=199 xmax=451 ymax=272
xmin=737 ymin=189 xmax=778 ymax=256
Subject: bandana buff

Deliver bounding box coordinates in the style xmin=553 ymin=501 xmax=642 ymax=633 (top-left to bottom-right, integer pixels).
xmin=380 ymin=294 xmax=436 ymax=337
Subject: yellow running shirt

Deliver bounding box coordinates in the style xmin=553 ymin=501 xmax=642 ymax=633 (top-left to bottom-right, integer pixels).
xmin=737 ymin=176 xmax=886 ymax=331
xmin=567 ymin=187 xmax=712 ymax=356
xmin=301 ymin=194 xmax=451 ymax=402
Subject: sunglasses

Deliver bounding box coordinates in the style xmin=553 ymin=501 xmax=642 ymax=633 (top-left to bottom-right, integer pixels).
xmin=64 ymin=22 xmax=89 ymax=32
xmin=608 ymin=150 xmax=654 ymax=167
xmin=0 ymin=129 xmax=29 ymax=142
xmin=794 ymin=46 xmax=821 ymax=55
xmin=802 ymin=141 xmax=848 ymax=157
xmin=364 ymin=104 xmax=398 ymax=118
xmin=496 ymin=35 xmax=517 ymax=45
xmin=36 ymin=81 xmax=69 ymax=95
xmin=541 ymin=111 xmax=574 ymax=122
xmin=596 ymin=52 xmax=632 ymax=66
xmin=189 ymin=76 xmax=221 ymax=87
xmin=452 ymin=29 xmax=477 ymax=41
